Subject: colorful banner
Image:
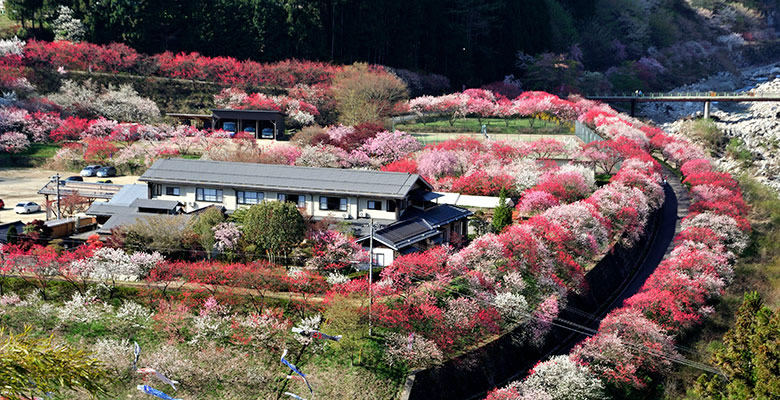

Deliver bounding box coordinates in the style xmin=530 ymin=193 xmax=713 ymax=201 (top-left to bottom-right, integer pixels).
xmin=136 ymin=385 xmax=181 ymax=400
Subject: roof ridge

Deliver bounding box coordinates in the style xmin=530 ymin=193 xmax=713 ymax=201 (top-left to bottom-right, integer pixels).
xmin=164 ymin=158 xmax=418 ymax=177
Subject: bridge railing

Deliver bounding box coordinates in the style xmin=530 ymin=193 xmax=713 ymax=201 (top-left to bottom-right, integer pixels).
xmin=575 ymin=121 xmax=603 ymax=145
xmin=587 ymin=91 xmax=779 ymax=99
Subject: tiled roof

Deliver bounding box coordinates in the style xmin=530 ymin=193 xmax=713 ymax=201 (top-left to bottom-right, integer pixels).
xmin=139 ymin=158 xmax=430 ymax=198
xmin=361 ymin=204 xmax=473 ymax=250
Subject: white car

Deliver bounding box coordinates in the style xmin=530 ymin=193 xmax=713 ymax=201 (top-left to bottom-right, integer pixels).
xmin=80 ymin=165 xmax=102 ymax=176
xmin=14 ymin=201 xmax=40 ymax=214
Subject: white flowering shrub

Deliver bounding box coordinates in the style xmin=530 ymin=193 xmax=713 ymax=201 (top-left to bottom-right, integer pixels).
xmin=49 ymin=80 xmax=160 ymax=123
xmin=522 ymin=355 xmax=605 ymax=400
xmin=681 ymin=212 xmax=749 ymax=254
xmin=92 ymin=338 xmax=132 ymax=374
xmin=0 ymin=292 xmax=21 ymax=307
xmin=0 ymin=36 xmax=25 ymax=56
xmin=57 ymin=291 xmax=107 ymax=324
xmin=383 ymin=332 xmax=443 ymax=369
xmin=493 ymin=292 xmax=528 ymax=323
xmin=325 ymin=272 xmax=350 ymax=285
xmin=558 ymin=163 xmax=596 ymax=191
xmin=448 ymin=233 xmax=505 ymax=277
xmin=115 ymin=300 xmax=153 ymax=327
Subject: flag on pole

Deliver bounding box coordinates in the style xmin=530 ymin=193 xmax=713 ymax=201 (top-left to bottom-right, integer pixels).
xmin=133 ymin=342 xmax=141 ymax=369
xmin=281 ymin=349 xmax=313 ymax=394
xmin=137 ymin=367 xmax=180 ymax=391
xmin=136 ymin=385 xmax=181 ymax=400
xmin=292 ymin=327 xmax=342 ymax=342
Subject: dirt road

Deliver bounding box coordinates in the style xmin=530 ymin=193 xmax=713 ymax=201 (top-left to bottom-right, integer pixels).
xmin=0 ymin=167 xmax=141 ymax=224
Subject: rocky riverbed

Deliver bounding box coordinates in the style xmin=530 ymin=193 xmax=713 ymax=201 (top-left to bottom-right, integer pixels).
xmin=641 ymin=62 xmax=780 ymax=194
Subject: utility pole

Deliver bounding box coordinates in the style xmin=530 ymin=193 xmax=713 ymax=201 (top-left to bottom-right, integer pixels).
xmin=54 ymin=174 xmax=61 ymax=219
xmin=368 ymin=218 xmax=373 ymax=336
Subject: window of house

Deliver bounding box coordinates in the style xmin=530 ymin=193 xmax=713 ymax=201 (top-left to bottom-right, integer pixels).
xmin=372 ymin=253 xmax=385 ymax=266
xmin=387 ymin=200 xmax=396 ymax=212
xmin=277 ymin=193 xmax=286 ymax=202
xmin=165 ymin=186 xmax=180 ymax=196
xmin=367 ymin=200 xmax=382 ymax=210
xmin=153 ymin=184 xmax=161 ymax=197
xmin=196 ymin=188 xmax=223 ymax=202
xmin=319 ymin=196 xmax=347 ymax=211
xmin=237 ymin=191 xmax=264 ymax=205
xmin=287 ymin=194 xmax=306 ymax=207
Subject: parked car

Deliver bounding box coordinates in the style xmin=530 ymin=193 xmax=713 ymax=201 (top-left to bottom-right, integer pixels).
xmin=97 ymin=179 xmax=113 ymax=184
xmin=222 ymin=122 xmax=237 ymax=132
xmin=261 ymin=127 xmax=274 ymax=139
xmin=14 ymin=201 xmax=40 ymax=214
xmin=96 ymin=166 xmax=117 ymax=177
xmin=80 ymin=165 xmax=102 ymax=176
xmin=65 ymin=176 xmax=83 ymax=182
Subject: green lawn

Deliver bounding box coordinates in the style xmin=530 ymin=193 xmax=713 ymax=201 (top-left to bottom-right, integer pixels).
xmin=3 ymin=143 xmax=60 ymax=158
xmin=0 ymin=143 xmax=60 ymax=167
xmin=395 ymin=117 xmax=570 ymax=135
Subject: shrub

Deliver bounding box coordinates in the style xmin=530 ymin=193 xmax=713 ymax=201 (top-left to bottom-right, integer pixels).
xmin=240 ymin=201 xmax=306 ymax=263
xmin=451 ymin=171 xmax=516 ymax=197
xmin=416 ymin=149 xmax=466 ymax=179
xmin=48 ymin=80 xmax=160 ymax=123
xmin=522 ymin=355 xmax=605 ymax=400
xmin=49 ymin=116 xmax=89 ymax=141
xmin=358 ymin=130 xmax=422 ymax=166
xmin=291 ymin=125 xmax=325 ymax=146
xmin=532 ymin=170 xmax=591 ymax=204
xmin=0 ymin=131 xmax=29 ymax=154
xmin=517 ymin=191 xmax=560 ymax=216
xmin=296 ymin=144 xmax=348 ymax=168
xmin=380 ymin=158 xmax=418 ymax=174
xmin=332 ymin=63 xmax=408 ymax=125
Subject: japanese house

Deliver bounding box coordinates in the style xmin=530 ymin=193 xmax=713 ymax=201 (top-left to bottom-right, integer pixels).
xmin=139 ymin=158 xmax=472 ymax=265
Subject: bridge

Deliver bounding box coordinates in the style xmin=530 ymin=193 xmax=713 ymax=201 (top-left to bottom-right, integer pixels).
xmin=586 ymin=91 xmax=780 ymax=118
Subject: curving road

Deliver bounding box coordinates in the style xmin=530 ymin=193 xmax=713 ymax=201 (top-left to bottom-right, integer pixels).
xmin=490 ymin=166 xmax=691 ymax=392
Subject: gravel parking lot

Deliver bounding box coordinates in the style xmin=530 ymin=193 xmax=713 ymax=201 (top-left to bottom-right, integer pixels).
xmin=0 ymin=167 xmax=141 ymax=224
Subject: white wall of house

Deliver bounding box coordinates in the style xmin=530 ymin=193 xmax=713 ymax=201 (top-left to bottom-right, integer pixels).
xmin=369 ymin=247 xmax=394 ymax=267
xmin=356 ymin=198 xmax=396 ymax=220
xmin=149 ymin=183 xmax=401 ymax=221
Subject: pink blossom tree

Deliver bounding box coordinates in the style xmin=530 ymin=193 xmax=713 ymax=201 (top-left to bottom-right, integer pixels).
xmin=516 ymin=190 xmax=560 ymax=216
xmin=358 ymin=130 xmax=422 ymax=166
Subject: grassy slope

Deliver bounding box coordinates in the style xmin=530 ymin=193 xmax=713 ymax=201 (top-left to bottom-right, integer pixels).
xmin=0 ymin=143 xmax=60 ymax=166
xmin=662 ymin=127 xmax=780 ymax=397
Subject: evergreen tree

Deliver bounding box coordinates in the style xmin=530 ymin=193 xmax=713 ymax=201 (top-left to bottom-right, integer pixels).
xmin=492 ymin=188 xmax=512 ymax=233
xmin=241 ymin=201 xmax=306 ymax=263
xmin=694 ymin=292 xmax=780 ymax=399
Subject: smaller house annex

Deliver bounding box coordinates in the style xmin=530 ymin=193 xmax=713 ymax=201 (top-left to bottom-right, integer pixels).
xmin=139 ymin=158 xmax=472 ymax=266
xmin=167 ymin=109 xmax=285 ymax=140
